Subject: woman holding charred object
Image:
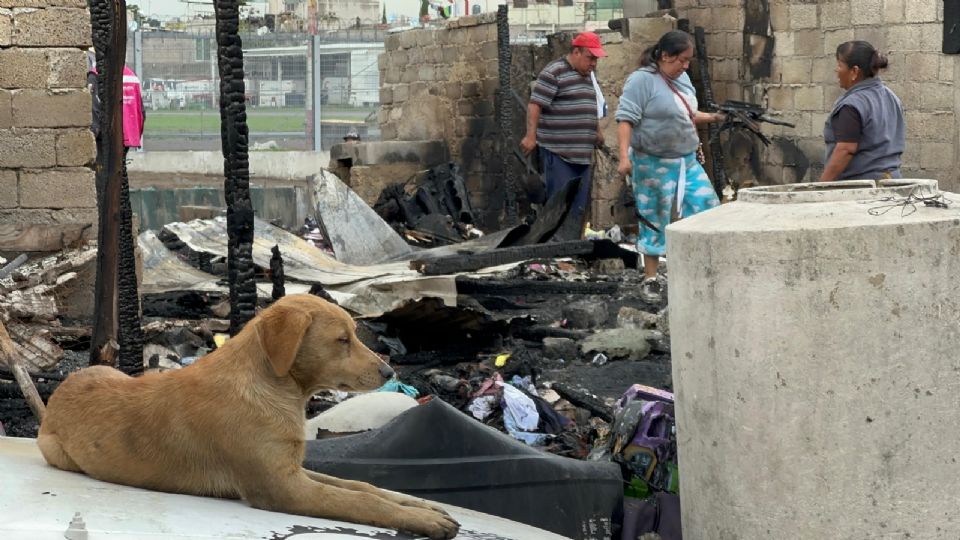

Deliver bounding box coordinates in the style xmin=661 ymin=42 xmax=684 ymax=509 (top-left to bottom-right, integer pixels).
xmin=820 ymin=40 xmax=905 ymax=182
xmin=615 ymin=30 xmax=726 ymax=304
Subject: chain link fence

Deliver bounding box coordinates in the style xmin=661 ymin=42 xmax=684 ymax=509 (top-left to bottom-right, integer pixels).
xmin=128 ymin=30 xmax=383 ymax=151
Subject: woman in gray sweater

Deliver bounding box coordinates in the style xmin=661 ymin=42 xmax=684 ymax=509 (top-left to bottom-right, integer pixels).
xmin=615 ymin=30 xmax=725 ymax=304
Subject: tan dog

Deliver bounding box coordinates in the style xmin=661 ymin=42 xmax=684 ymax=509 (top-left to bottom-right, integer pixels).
xmin=37 ymin=294 xmax=459 ymax=539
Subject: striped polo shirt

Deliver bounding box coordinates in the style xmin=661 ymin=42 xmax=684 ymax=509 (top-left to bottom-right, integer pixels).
xmin=530 ymin=58 xmax=598 ymax=165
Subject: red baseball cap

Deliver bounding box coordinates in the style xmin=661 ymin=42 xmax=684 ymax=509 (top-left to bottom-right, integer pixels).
xmin=571 ymin=32 xmax=607 ymax=58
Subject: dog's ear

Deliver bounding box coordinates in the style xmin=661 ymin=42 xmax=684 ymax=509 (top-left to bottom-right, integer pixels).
xmin=258 ymin=306 xmax=313 ymax=377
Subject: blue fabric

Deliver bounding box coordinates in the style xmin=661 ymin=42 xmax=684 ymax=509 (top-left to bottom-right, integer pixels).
xmin=377 ymin=380 xmax=419 ymax=398
xmin=540 ymin=147 xmax=592 ymax=225
xmin=630 ymin=150 xmax=719 ymax=257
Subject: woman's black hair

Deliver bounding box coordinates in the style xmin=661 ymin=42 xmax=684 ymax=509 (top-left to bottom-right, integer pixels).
xmin=836 ymin=40 xmax=889 ymax=78
xmin=640 ymin=30 xmax=695 ymax=68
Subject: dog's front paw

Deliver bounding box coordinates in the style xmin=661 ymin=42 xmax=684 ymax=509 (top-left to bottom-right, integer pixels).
xmin=394 ymin=495 xmax=452 ymax=517
xmin=399 ymin=507 xmax=460 ymax=540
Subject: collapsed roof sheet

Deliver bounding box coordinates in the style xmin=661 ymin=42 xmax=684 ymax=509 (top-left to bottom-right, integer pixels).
xmin=311 ymin=169 xmax=415 ymax=266
xmin=157 ymin=217 xmax=462 ymax=317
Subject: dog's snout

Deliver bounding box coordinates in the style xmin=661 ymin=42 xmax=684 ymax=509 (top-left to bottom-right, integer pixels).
xmin=378 ymin=361 xmax=395 ymax=380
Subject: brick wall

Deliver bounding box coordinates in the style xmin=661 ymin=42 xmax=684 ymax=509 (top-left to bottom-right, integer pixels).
xmin=676 ymin=0 xmax=960 ymax=189
xmin=378 ymin=13 xmax=502 ymax=228
xmin=0 ymin=0 xmax=95 ymax=227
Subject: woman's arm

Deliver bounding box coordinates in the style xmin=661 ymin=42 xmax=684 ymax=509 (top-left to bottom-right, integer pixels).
xmin=820 ymin=142 xmax=859 ymax=181
xmin=617 ymin=120 xmax=634 ymax=178
xmin=693 ymin=111 xmax=725 ymax=126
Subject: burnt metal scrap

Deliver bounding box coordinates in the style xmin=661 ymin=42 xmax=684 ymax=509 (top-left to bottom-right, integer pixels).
xmin=214 ymin=0 xmax=257 ymax=335
xmin=373 ymin=163 xmax=478 ymax=246
xmin=710 ymin=100 xmax=796 ymax=146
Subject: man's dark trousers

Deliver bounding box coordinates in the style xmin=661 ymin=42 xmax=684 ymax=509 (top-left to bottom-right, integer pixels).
xmin=540 ymin=147 xmax=592 ymax=240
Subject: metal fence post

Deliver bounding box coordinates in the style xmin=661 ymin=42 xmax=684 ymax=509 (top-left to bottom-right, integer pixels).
xmin=134 ymin=30 xmax=142 ymax=82
xmin=312 ymin=34 xmax=322 ymax=151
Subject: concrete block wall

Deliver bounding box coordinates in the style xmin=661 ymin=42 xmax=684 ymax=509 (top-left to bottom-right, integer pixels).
xmin=675 ymin=0 xmax=960 ymax=190
xmin=0 ymin=0 xmax=95 ymax=228
xmin=378 ymin=12 xmax=502 ymax=228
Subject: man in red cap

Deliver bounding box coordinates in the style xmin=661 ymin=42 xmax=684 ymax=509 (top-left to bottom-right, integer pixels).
xmin=520 ymin=31 xmax=607 ymax=240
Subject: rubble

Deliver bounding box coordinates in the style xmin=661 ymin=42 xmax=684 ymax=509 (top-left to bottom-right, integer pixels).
xmin=562 ymin=299 xmax=610 ymax=329
xmin=581 ymin=328 xmax=654 ymax=362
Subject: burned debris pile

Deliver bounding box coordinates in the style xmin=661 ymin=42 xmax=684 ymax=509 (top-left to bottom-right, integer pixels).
xmin=0 ymin=163 xmax=678 ymax=540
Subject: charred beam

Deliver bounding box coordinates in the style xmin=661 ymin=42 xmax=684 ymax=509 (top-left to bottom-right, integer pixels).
xmin=456 ymin=276 xmax=622 ymax=296
xmin=514 ymin=325 xmax=591 ymax=341
xmin=552 ymin=382 xmax=613 ymax=422
xmin=412 ymin=239 xmax=636 ymax=276
xmin=411 ymin=241 xmax=596 ymax=275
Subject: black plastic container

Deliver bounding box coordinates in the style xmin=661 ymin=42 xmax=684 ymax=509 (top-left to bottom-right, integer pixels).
xmin=304 ymin=398 xmax=623 ymax=540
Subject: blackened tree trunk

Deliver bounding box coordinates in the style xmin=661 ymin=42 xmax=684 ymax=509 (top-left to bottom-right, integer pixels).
xmin=214 ymin=0 xmax=257 ymax=335
xmin=88 ymin=0 xmax=126 ymax=366
xmin=117 ymin=149 xmax=144 ymax=374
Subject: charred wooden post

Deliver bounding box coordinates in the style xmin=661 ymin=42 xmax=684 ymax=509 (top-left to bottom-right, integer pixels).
xmin=214 ymin=0 xmax=257 ymax=335
xmin=694 ymin=26 xmax=727 ymax=197
xmin=496 ymin=5 xmax=518 ymax=226
xmin=88 ymin=0 xmax=126 ymax=366
xmin=117 ymin=151 xmax=144 ymax=375
xmin=270 ymin=244 xmax=285 ymax=301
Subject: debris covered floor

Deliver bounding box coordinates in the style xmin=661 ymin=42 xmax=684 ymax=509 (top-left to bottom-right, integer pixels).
xmin=0 ymin=233 xmax=672 ymax=456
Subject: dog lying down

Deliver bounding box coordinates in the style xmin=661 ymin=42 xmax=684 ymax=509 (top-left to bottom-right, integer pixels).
xmin=37 ymin=294 xmax=460 ymax=540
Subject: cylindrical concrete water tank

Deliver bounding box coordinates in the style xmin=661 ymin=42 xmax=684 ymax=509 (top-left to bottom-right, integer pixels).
xmin=667 ymin=180 xmax=960 ymax=539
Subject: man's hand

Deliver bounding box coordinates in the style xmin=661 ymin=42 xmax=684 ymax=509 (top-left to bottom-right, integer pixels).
xmin=520 ymin=133 xmax=536 ymax=155
xmin=596 ymin=128 xmax=605 ymax=148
